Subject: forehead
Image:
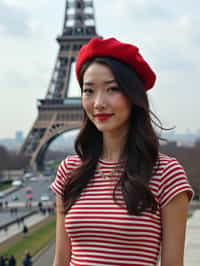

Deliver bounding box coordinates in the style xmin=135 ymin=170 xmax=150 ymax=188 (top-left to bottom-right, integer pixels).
xmin=83 ymin=62 xmax=116 ymax=84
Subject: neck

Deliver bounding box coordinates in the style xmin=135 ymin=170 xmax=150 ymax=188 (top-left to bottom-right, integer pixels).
xmin=101 ymin=131 xmax=128 ymax=162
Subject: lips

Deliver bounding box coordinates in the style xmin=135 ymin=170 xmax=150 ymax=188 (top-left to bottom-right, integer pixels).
xmin=95 ymin=113 xmax=113 ymax=121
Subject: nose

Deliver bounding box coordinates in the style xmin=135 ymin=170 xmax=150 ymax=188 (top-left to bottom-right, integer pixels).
xmin=94 ymin=92 xmax=106 ymax=109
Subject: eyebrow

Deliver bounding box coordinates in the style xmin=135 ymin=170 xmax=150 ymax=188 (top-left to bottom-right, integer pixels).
xmin=83 ymin=79 xmax=116 ymax=86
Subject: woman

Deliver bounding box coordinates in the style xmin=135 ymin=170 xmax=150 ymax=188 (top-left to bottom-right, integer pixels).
xmin=51 ymin=37 xmax=193 ymax=266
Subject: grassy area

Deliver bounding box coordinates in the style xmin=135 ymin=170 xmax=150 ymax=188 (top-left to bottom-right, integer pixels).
xmin=0 ymin=216 xmax=56 ymax=265
xmin=0 ymin=183 xmax=11 ymax=191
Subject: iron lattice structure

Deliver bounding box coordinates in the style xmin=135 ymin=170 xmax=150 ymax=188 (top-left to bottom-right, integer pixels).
xmin=20 ymin=0 xmax=100 ymax=170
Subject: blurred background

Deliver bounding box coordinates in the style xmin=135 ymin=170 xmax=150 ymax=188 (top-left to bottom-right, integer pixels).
xmin=0 ymin=0 xmax=199 ymax=265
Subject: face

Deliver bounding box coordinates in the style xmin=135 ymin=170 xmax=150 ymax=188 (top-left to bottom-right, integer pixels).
xmin=82 ymin=62 xmax=132 ymax=136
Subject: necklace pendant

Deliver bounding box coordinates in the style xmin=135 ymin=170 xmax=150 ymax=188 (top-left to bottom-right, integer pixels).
xmin=100 ymin=169 xmax=115 ymax=180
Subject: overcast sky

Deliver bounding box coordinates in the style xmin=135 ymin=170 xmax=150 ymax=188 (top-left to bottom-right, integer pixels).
xmin=0 ymin=0 xmax=200 ymax=139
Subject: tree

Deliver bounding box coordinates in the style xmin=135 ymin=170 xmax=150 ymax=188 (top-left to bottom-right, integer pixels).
xmin=0 ymin=145 xmax=29 ymax=178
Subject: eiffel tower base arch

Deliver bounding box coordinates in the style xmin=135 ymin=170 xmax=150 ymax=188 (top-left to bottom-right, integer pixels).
xmin=21 ymin=105 xmax=82 ymax=171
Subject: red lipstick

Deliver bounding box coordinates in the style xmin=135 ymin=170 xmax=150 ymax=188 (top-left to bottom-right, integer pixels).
xmin=95 ymin=113 xmax=113 ymax=121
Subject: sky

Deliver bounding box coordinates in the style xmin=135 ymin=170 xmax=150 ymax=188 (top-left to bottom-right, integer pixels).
xmin=0 ymin=0 xmax=200 ymax=139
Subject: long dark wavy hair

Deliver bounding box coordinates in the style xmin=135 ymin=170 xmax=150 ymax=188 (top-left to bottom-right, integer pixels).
xmin=63 ymin=56 xmax=160 ymax=215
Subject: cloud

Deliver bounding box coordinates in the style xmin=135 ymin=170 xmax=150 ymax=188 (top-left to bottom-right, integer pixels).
xmin=120 ymin=0 xmax=173 ymax=22
xmin=0 ymin=1 xmax=32 ymax=37
xmin=95 ymin=0 xmax=200 ymax=77
xmin=0 ymin=0 xmax=200 ymax=138
xmin=3 ymin=0 xmax=48 ymax=10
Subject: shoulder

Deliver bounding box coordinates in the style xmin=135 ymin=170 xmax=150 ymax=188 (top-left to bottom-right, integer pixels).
xmin=154 ymin=152 xmax=177 ymax=169
xmin=57 ymin=155 xmax=82 ymax=176
xmin=50 ymin=155 xmax=82 ymax=196
xmin=152 ymin=152 xmax=185 ymax=177
xmin=152 ymin=152 xmax=189 ymax=185
xmin=152 ymin=153 xmax=193 ymax=207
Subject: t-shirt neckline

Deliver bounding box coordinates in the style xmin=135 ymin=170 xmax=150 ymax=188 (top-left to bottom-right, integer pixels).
xmin=98 ymin=158 xmax=125 ymax=166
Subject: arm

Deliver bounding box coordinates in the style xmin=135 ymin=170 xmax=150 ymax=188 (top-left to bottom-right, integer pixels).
xmin=160 ymin=191 xmax=189 ymax=266
xmin=53 ymin=195 xmax=71 ymax=266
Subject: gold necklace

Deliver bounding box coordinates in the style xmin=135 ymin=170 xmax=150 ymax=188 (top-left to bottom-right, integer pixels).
xmin=97 ymin=164 xmax=123 ymax=179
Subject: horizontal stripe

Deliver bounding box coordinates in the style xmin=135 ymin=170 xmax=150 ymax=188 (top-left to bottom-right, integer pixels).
xmin=72 ymin=244 xmax=159 ymax=254
xmin=72 ymin=249 xmax=157 ymax=259
xmin=71 ymin=253 xmax=155 ymax=264
xmin=70 ymin=232 xmax=160 ymax=243
xmin=71 ymin=237 xmax=159 ymax=247
xmin=50 ymin=153 xmax=193 ymax=266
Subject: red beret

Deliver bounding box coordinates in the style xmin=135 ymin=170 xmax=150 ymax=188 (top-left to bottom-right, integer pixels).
xmin=75 ymin=37 xmax=156 ymax=91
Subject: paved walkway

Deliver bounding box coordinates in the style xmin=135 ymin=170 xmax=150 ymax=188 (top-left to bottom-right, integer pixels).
xmin=33 ymin=242 xmax=55 ymax=266
xmin=0 ymin=212 xmax=49 ymax=244
xmin=184 ymin=209 xmax=200 ymax=266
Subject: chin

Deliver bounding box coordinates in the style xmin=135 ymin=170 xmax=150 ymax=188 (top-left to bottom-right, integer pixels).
xmin=96 ymin=126 xmax=108 ymax=132
xmin=96 ymin=126 xmax=115 ymax=134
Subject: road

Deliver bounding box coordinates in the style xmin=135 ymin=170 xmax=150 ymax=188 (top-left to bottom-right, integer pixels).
xmin=2 ymin=176 xmax=54 ymax=204
xmin=34 ymin=242 xmax=55 ymax=266
xmin=0 ymin=176 xmax=55 ymax=228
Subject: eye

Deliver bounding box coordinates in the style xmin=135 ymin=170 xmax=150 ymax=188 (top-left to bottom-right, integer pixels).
xmin=107 ymin=86 xmax=120 ymax=92
xmin=82 ymin=88 xmax=93 ymax=95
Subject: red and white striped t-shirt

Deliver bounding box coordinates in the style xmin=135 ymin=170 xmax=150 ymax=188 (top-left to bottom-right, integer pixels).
xmin=50 ymin=153 xmax=193 ymax=266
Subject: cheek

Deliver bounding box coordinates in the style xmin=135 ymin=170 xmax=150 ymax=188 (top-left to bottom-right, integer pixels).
xmin=82 ymin=98 xmax=92 ymax=113
xmin=112 ymin=94 xmax=131 ymax=110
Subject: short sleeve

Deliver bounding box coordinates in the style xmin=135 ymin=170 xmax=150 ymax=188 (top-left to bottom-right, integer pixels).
xmin=158 ymin=158 xmax=194 ymax=208
xmin=50 ymin=157 xmax=71 ymax=196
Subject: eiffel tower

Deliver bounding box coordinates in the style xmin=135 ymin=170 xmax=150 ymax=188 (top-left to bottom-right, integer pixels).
xmin=20 ymin=0 xmax=100 ymax=171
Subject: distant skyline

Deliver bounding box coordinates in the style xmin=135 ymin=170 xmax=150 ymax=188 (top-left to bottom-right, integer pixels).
xmin=0 ymin=0 xmax=200 ymax=138
xmin=1 ymin=128 xmax=200 ymax=152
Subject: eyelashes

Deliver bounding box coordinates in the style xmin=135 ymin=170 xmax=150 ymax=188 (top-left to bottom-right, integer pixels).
xmin=107 ymin=87 xmax=120 ymax=92
xmin=82 ymin=88 xmax=93 ymax=94
xmin=82 ymin=87 xmax=120 ymax=95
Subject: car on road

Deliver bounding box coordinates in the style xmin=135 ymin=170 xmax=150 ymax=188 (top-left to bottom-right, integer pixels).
xmin=27 ymin=193 xmax=33 ymax=200
xmin=40 ymin=194 xmax=50 ymax=202
xmin=11 ymin=194 xmax=19 ymax=201
xmin=0 ymin=191 xmax=5 ymax=199
xmin=25 ymin=186 xmax=33 ymax=200
xmin=30 ymin=177 xmax=37 ymax=182
xmin=23 ymin=172 xmax=33 ymax=179
xmin=12 ymin=180 xmax=23 ymax=187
